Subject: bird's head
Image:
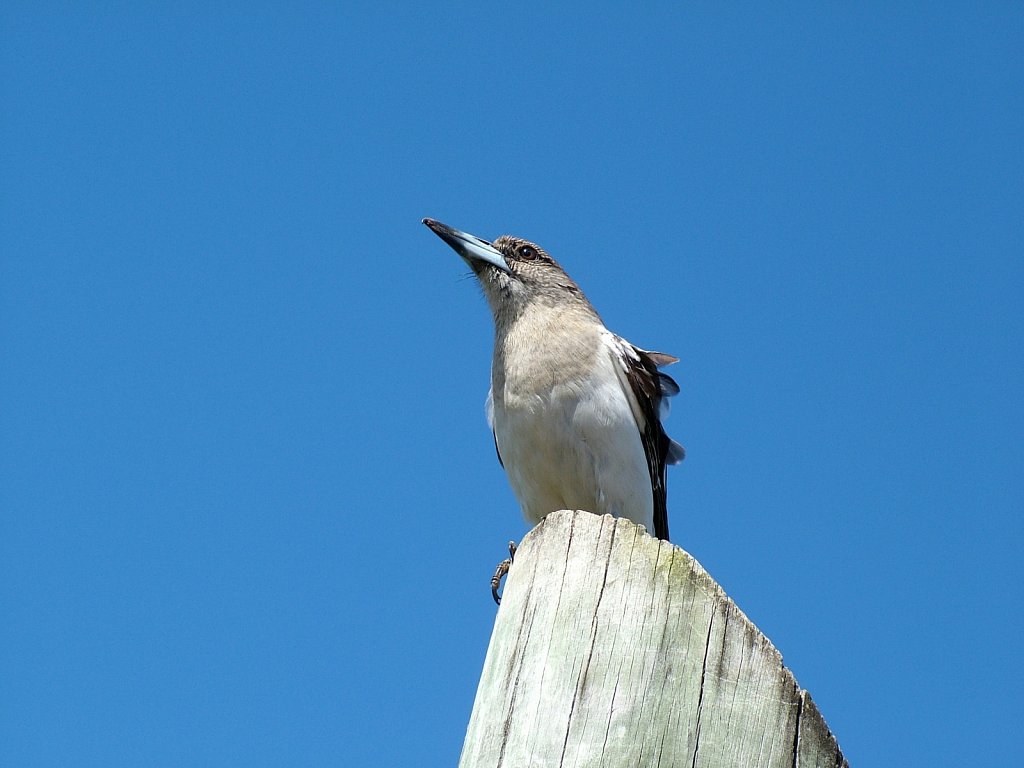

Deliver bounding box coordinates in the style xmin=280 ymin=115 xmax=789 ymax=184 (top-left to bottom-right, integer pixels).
xmin=423 ymin=218 xmax=593 ymax=324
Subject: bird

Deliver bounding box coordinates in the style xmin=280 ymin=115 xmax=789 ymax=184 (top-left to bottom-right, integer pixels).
xmin=423 ymin=218 xmax=684 ymax=562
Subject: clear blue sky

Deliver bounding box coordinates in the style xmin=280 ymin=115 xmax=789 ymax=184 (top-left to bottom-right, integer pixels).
xmin=2 ymin=4 xmax=1021 ymax=765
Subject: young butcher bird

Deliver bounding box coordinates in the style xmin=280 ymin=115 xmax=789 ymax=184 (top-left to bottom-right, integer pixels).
xmin=423 ymin=219 xmax=684 ymax=601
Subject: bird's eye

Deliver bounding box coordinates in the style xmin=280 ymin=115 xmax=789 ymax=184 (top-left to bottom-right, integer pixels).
xmin=519 ymin=245 xmax=538 ymax=260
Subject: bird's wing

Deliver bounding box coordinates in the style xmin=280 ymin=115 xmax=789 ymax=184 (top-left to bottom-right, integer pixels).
xmin=605 ymin=333 xmax=684 ymax=541
xmin=485 ymin=388 xmax=504 ymax=467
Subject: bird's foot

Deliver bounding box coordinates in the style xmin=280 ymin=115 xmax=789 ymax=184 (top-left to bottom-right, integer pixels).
xmin=490 ymin=540 xmax=518 ymax=605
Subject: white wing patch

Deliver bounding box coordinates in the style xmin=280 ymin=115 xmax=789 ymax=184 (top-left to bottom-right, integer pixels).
xmin=602 ymin=331 xmax=647 ymax=432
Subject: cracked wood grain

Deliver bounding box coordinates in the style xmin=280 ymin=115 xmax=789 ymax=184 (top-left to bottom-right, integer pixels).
xmin=458 ymin=510 xmax=846 ymax=768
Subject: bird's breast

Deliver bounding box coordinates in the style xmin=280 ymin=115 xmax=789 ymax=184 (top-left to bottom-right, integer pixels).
xmin=489 ymin=324 xmax=653 ymax=531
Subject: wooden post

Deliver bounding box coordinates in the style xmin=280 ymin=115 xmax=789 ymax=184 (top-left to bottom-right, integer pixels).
xmin=459 ymin=510 xmax=847 ymax=768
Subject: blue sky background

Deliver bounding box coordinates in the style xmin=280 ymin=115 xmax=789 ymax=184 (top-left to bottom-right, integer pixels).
xmin=2 ymin=4 xmax=1021 ymax=766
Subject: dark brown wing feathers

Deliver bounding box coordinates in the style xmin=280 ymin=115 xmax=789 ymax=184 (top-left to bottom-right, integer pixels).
xmin=622 ymin=345 xmax=683 ymax=541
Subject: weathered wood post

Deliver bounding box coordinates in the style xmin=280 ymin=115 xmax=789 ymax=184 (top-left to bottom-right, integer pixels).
xmin=459 ymin=510 xmax=847 ymax=768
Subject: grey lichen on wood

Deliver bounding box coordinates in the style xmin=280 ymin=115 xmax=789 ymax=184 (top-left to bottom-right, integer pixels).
xmin=458 ymin=510 xmax=846 ymax=768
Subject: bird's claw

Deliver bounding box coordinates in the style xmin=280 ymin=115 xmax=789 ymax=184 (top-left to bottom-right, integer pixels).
xmin=490 ymin=541 xmax=518 ymax=605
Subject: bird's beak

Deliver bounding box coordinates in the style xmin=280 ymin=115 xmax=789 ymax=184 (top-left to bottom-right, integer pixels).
xmin=423 ymin=218 xmax=510 ymax=273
